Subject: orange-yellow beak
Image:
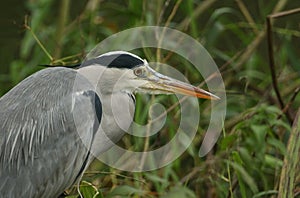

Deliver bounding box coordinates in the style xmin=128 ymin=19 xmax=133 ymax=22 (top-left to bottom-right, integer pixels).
xmin=137 ymin=65 xmax=219 ymax=100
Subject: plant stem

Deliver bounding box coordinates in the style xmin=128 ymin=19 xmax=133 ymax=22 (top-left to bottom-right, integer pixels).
xmin=278 ymin=109 xmax=300 ymax=197
xmin=54 ymin=0 xmax=70 ymax=60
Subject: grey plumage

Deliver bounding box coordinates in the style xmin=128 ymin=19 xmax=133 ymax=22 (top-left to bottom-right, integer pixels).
xmin=0 ymin=68 xmax=102 ymax=197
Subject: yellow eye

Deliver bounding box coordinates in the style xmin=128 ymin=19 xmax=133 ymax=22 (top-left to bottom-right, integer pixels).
xmin=134 ymin=67 xmax=146 ymax=77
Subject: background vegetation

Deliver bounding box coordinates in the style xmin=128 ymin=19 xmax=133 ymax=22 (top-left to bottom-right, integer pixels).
xmin=1 ymin=0 xmax=300 ymax=197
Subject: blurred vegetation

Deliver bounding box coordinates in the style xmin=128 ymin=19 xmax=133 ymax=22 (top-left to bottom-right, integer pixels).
xmin=1 ymin=0 xmax=300 ymax=197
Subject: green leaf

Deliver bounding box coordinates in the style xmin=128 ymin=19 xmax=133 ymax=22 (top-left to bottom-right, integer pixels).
xmin=238 ymin=147 xmax=253 ymax=167
xmin=267 ymin=138 xmax=287 ymax=156
xmin=250 ymin=124 xmax=267 ymax=152
xmin=253 ymin=190 xmax=278 ymax=198
xmin=231 ymin=152 xmax=247 ymax=198
xmin=227 ymin=160 xmax=259 ymax=194
xmin=220 ymin=134 xmax=237 ymax=150
xmin=107 ymin=185 xmax=146 ymax=197
xmin=144 ymin=172 xmax=169 ymax=185
xmin=79 ymin=182 xmax=102 ymax=198
xmin=264 ymin=154 xmax=283 ymax=168
xmin=161 ymin=185 xmax=196 ymax=198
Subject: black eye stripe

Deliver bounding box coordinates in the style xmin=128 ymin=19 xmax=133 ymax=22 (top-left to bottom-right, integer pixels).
xmin=80 ymin=53 xmax=144 ymax=69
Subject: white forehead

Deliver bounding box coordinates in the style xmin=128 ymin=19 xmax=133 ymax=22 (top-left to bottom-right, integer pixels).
xmin=97 ymin=51 xmax=145 ymax=63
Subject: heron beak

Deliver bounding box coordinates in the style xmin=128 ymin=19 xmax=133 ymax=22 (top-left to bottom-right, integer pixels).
xmin=139 ymin=65 xmax=220 ymax=100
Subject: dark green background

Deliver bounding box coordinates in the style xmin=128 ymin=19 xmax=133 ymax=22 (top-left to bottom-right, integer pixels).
xmin=1 ymin=1 xmax=300 ymax=197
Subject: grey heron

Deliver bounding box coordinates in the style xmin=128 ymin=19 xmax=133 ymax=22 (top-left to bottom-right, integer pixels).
xmin=0 ymin=51 xmax=219 ymax=197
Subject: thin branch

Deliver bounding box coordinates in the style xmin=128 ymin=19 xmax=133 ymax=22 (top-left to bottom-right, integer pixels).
xmin=266 ymin=7 xmax=300 ymax=124
xmin=53 ymin=0 xmax=70 ymax=59
xmin=139 ymin=95 xmax=155 ymax=170
xmin=234 ymin=0 xmax=289 ymax=70
xmin=156 ymin=0 xmax=183 ymax=63
xmin=278 ymin=87 xmax=300 ymax=120
xmin=156 ymin=0 xmax=171 ymax=26
xmin=266 ymin=16 xmax=285 ymax=110
xmin=24 ymin=16 xmax=54 ymax=62
xmin=178 ymin=0 xmax=217 ymax=31
xmin=269 ymin=7 xmax=300 ymax=18
xmin=235 ymin=0 xmax=259 ymax=35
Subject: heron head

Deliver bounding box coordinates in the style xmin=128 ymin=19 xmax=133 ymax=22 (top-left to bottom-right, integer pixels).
xmin=79 ymin=51 xmax=219 ymax=100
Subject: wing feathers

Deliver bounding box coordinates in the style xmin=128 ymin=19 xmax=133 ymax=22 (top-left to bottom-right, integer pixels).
xmin=0 ymin=67 xmax=102 ymax=197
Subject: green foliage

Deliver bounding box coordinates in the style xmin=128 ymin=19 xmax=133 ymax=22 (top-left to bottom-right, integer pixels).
xmin=2 ymin=0 xmax=300 ymax=197
xmin=79 ymin=181 xmax=103 ymax=198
